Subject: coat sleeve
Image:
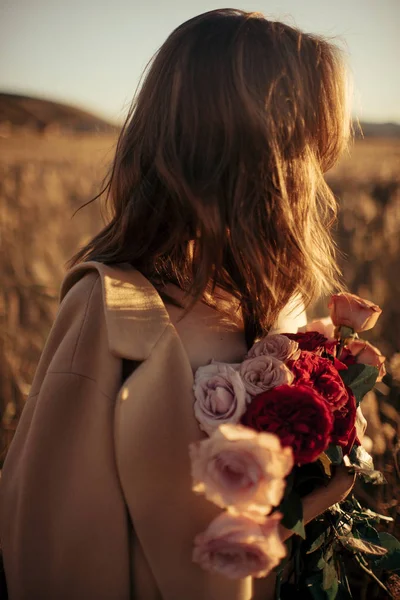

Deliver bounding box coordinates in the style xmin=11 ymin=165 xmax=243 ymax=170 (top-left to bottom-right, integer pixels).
xmin=0 ymin=273 xmax=132 ymax=600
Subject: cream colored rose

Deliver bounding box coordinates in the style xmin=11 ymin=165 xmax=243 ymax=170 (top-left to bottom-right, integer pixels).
xmin=190 ymin=424 xmax=293 ymax=517
xmin=247 ymin=334 xmax=300 ymax=362
xmin=347 ymin=339 xmax=386 ymax=382
xmin=240 ymin=355 xmax=294 ymax=396
xmin=328 ymin=293 xmax=382 ymax=333
xmin=193 ymin=511 xmax=286 ymax=579
xmin=193 ymin=362 xmax=250 ymax=435
xmin=306 ymin=316 xmax=335 ymax=340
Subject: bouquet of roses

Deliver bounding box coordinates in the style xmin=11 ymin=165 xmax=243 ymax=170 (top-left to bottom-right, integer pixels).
xmin=188 ymin=292 xmax=391 ymax=586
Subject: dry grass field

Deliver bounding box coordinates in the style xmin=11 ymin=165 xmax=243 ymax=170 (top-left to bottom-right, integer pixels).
xmin=0 ymin=131 xmax=399 ymax=444
xmin=0 ymin=131 xmax=399 ymax=596
xmin=0 ymin=133 xmax=116 ymax=456
xmin=328 ymin=138 xmax=400 ymax=357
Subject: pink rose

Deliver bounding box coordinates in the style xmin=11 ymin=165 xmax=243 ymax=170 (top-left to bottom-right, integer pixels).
xmin=346 ymin=339 xmax=386 ymax=382
xmin=194 ymin=362 xmax=250 ymax=435
xmin=240 ymin=355 xmax=294 ymax=396
xmin=193 ymin=512 xmax=286 ymax=579
xmin=306 ymin=316 xmax=335 ymax=340
xmin=328 ymin=293 xmax=382 ymax=333
xmin=247 ymin=334 xmax=300 ymax=362
xmin=189 ymin=424 xmax=293 ymax=517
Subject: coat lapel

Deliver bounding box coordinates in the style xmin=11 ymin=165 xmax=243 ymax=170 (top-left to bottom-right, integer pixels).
xmin=61 ymin=261 xmax=170 ymax=361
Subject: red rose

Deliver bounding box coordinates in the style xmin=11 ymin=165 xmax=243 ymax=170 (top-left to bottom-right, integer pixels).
xmin=283 ymin=332 xmax=329 ymax=354
xmin=241 ymin=385 xmax=333 ymax=465
xmin=324 ymin=340 xmax=338 ymax=356
xmin=289 ymin=351 xmax=349 ymax=411
xmin=339 ymin=348 xmax=357 ymax=367
xmin=330 ymin=386 xmax=357 ymax=454
xmin=332 ymin=357 xmax=349 ymax=371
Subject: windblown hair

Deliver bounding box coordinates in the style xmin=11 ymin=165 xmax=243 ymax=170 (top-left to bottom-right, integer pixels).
xmin=70 ymin=8 xmax=351 ymax=346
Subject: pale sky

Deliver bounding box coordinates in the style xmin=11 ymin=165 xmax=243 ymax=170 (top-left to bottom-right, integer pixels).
xmin=0 ymin=0 xmax=399 ymax=124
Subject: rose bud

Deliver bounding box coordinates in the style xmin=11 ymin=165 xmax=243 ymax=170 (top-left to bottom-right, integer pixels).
xmin=189 ymin=424 xmax=293 ymax=518
xmin=346 ymin=339 xmax=386 ymax=382
xmin=193 ymin=512 xmax=286 ymax=579
xmin=328 ymin=293 xmax=382 ymax=333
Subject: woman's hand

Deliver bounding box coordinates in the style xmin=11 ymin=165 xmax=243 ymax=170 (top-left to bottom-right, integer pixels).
xmin=297 ymin=405 xmax=367 ymax=534
xmin=302 ymin=466 xmax=355 ymax=525
xmin=279 ymin=405 xmax=367 ymax=542
xmin=279 ymin=465 xmax=355 ymax=542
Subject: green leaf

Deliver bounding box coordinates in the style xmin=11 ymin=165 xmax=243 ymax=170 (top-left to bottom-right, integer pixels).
xmin=305 ymin=568 xmax=339 ymax=600
xmin=324 ymin=444 xmax=343 ymax=465
xmin=338 ymin=326 xmax=355 ymax=340
xmin=280 ymin=490 xmax=306 ymax=539
xmin=305 ymin=549 xmax=327 ymax=572
xmin=374 ymin=550 xmax=400 ymax=573
xmin=305 ymin=572 xmax=326 ymax=600
xmin=377 ymin=532 xmax=400 ymax=552
xmin=325 ymin=577 xmax=339 ymax=600
xmin=352 ymin=468 xmax=387 ymax=485
xmin=354 ymin=524 xmax=381 ymax=546
xmin=371 ymin=533 xmax=400 ymax=573
xmin=345 ymin=446 xmax=386 ymax=484
xmin=319 ymin=453 xmax=333 ymax=477
xmin=348 ymin=444 xmax=374 ymax=469
xmin=339 ymin=364 xmax=379 ymax=405
xmin=339 ymin=536 xmax=388 ymax=555
xmin=305 ymin=518 xmax=331 ymax=554
xmin=307 ymin=530 xmax=329 ymax=554
xmin=323 ymin=560 xmax=337 ymax=591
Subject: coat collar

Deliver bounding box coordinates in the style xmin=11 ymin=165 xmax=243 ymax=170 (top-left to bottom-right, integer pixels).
xmin=60 ymin=261 xmax=171 ymax=361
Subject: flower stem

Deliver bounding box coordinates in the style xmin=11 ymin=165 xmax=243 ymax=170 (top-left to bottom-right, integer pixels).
xmin=354 ymin=554 xmax=393 ymax=598
xmin=336 ymin=325 xmax=356 ymax=360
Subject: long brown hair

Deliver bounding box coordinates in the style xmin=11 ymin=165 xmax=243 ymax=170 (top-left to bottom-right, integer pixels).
xmin=70 ymin=9 xmax=351 ymax=346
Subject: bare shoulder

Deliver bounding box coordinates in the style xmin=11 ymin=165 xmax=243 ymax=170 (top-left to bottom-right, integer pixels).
xmin=161 ymin=286 xmax=308 ymax=371
xmin=163 ymin=290 xmax=248 ymax=372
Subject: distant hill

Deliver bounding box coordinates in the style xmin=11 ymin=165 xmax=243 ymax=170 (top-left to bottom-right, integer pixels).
xmin=0 ymin=92 xmax=117 ymax=134
xmin=0 ymin=92 xmax=399 ymax=139
xmin=357 ymin=121 xmax=400 ymax=139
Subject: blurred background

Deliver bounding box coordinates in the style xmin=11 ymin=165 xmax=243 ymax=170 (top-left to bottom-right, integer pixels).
xmin=0 ymin=1 xmax=399 ymax=596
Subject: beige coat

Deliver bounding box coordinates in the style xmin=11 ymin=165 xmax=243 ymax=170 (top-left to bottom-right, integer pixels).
xmin=0 ymin=262 xmax=305 ymax=600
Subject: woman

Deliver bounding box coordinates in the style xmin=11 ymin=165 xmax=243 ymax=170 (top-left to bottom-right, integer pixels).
xmin=0 ymin=9 xmax=359 ymax=600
